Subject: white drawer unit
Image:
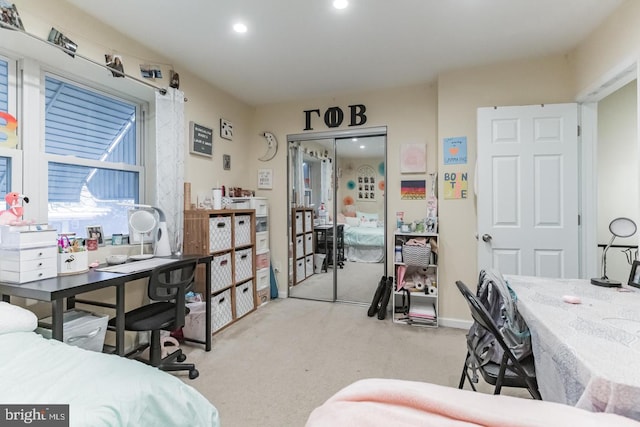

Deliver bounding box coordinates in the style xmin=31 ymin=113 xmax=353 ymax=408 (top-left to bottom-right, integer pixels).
xmin=256 ymin=232 xmax=269 ymax=253
xmin=0 ymin=245 xmax=58 ymax=283
xmin=250 ymin=198 xmax=268 ymax=216
xmin=234 ymin=247 xmax=253 ymax=283
xmin=234 ymin=215 xmax=252 ymax=247
xmin=256 ymin=267 xmax=270 ymax=290
xmin=304 ymin=232 xmax=314 ymax=255
xmin=235 ymin=280 xmax=255 ymax=319
xmin=256 ymin=250 xmax=269 ymax=270
xmin=209 ymin=216 xmax=232 ymax=252
xmin=211 ymin=252 xmax=232 ymax=293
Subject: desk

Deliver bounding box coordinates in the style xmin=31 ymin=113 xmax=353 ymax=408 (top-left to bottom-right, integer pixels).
xmin=0 ymin=254 xmax=212 ymax=356
xmin=507 ymin=275 xmax=640 ymax=420
xmin=314 ymin=224 xmax=344 ymax=271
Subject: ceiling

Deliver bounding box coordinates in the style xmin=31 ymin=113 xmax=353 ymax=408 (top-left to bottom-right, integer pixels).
xmin=65 ymin=0 xmax=623 ymax=107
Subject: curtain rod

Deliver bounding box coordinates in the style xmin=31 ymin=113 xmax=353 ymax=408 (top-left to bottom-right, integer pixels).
xmin=0 ymin=24 xmax=187 ymax=101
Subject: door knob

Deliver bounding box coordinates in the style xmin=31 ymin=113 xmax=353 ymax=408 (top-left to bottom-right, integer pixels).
xmin=482 ymin=234 xmax=492 ymax=242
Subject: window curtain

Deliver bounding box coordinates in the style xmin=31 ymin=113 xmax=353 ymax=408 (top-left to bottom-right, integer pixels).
xmin=155 ymin=88 xmax=184 ymax=253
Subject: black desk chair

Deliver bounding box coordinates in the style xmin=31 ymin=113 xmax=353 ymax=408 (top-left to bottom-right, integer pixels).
xmin=456 ymin=280 xmax=541 ymax=399
xmin=109 ymin=258 xmax=199 ymax=379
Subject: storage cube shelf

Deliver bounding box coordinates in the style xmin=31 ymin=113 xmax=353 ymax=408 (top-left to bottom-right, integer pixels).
xmin=291 ymin=207 xmax=315 ymax=285
xmin=183 ymin=208 xmax=259 ymax=335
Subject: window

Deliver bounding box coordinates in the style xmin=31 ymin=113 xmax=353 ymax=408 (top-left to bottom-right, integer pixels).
xmin=0 ymin=56 xmax=20 ymax=202
xmin=44 ymin=75 xmax=143 ymax=237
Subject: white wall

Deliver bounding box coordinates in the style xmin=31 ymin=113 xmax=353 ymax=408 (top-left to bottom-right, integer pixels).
xmin=597 ymin=80 xmax=638 ymax=283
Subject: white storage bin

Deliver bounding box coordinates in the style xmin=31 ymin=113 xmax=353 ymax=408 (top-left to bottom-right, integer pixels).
xmin=234 ymin=215 xmax=252 ymax=247
xmin=210 ymin=289 xmax=233 ymax=333
xmin=234 ymin=247 xmax=253 ymax=282
xmin=256 ymin=250 xmax=270 ymax=270
xmin=256 ymin=216 xmax=268 ymax=233
xmin=256 ymin=232 xmax=269 ymax=253
xmin=57 ymin=250 xmax=88 ymax=275
xmin=235 ymin=280 xmax=255 ymax=319
xmin=209 ymin=216 xmax=232 ymax=252
xmin=304 ymin=211 xmax=313 ymax=231
xmin=256 ymin=267 xmax=270 ymax=290
xmin=211 ymin=252 xmax=232 ymax=293
xmin=295 ymin=212 xmax=303 ymax=233
xmin=295 ymin=235 xmax=304 ymax=258
xmin=305 ymin=254 xmax=314 ymax=278
xmin=0 ymin=226 xmax=57 ymax=249
xmin=37 ymin=309 xmax=108 ymax=352
xmin=305 ymin=233 xmax=314 ymax=255
xmin=296 ymin=258 xmax=305 ymax=284
xmin=249 ymin=198 xmax=268 ymax=216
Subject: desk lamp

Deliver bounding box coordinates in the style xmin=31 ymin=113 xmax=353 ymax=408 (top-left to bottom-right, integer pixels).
xmin=591 ymin=217 xmax=637 ymax=287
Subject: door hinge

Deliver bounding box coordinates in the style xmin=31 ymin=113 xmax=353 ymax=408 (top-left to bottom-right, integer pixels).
xmin=578 ymin=214 xmax=581 ymax=226
xmin=577 ymin=125 xmax=581 ymax=137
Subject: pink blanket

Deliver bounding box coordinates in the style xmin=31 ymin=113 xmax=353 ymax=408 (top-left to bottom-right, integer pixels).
xmin=306 ymin=379 xmax=640 ymax=427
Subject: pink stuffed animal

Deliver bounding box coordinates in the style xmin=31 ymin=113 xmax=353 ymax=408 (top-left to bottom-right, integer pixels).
xmin=0 ymin=192 xmax=30 ymax=225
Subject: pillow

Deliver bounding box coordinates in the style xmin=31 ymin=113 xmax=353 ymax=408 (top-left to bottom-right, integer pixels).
xmin=0 ymin=302 xmax=37 ymax=335
xmin=343 ymin=211 xmax=357 ymax=218
xmin=361 ymin=220 xmax=377 ymax=228
xmin=345 ymin=217 xmax=360 ymax=227
xmin=357 ymin=211 xmax=379 ymax=222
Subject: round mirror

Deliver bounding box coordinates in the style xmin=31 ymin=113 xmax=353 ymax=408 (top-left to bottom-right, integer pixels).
xmin=129 ymin=209 xmax=157 ymax=260
xmin=609 ymin=217 xmax=637 ymax=238
xmin=129 ymin=209 xmax=156 ymax=233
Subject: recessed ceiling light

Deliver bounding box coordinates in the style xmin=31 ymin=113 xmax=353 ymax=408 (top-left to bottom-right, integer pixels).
xmin=360 ymin=145 xmax=365 ymax=149
xmin=333 ymin=0 xmax=348 ymax=10
xmin=233 ymin=23 xmax=248 ymax=33
xmin=352 ymin=138 xmax=358 ymax=142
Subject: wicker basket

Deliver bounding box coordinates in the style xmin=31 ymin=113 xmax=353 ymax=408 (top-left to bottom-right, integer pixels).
xmin=402 ymin=244 xmax=431 ymax=267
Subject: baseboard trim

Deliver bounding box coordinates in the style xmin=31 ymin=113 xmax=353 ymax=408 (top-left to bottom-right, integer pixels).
xmin=439 ymin=317 xmax=473 ymax=330
xmin=278 ymin=290 xmax=288 ymax=299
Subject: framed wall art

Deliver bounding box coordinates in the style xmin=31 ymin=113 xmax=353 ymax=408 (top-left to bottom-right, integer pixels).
xmin=220 ymin=118 xmax=233 ymax=140
xmin=357 ymin=165 xmax=376 ymax=201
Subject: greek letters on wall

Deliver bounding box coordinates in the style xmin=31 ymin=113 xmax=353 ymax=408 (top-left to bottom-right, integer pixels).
xmin=303 ymin=104 xmax=367 ymax=130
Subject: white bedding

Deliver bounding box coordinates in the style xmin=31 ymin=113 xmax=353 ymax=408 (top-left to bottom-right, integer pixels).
xmin=0 ymin=331 xmax=219 ymax=427
xmin=343 ymin=225 xmax=384 ymax=263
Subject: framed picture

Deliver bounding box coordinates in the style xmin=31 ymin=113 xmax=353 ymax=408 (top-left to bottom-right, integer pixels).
xmin=220 ymin=118 xmax=233 ymax=140
xmin=223 ymin=154 xmax=231 ymax=170
xmin=86 ymin=225 xmax=104 ymax=246
xmin=189 ymin=121 xmax=213 ymax=158
xmin=111 ymin=233 xmax=123 ymax=245
xmin=628 ymin=261 xmax=640 ymax=289
xmin=400 ymin=143 xmax=426 ymax=173
xmin=258 ymin=168 xmax=273 ymax=189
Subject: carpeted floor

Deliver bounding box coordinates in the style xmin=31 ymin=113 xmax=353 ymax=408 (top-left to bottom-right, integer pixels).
xmin=177 ymin=297 xmax=530 ymax=427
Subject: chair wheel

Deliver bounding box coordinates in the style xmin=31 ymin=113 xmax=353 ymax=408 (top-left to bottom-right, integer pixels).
xmin=177 ymin=353 xmax=187 ymax=362
xmin=189 ymin=369 xmax=199 ymax=379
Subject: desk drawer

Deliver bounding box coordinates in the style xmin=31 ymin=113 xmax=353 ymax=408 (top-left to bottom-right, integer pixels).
xmin=0 ymin=246 xmax=57 ymax=262
xmin=0 ymin=255 xmax=56 ymax=273
xmin=0 ymin=266 xmax=57 ymax=283
xmin=0 ymin=228 xmax=57 ymax=249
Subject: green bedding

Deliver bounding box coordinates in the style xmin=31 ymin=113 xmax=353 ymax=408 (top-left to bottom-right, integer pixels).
xmin=0 ymin=331 xmax=219 ymax=427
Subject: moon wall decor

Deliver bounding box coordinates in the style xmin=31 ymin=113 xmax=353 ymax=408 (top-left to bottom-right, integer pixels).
xmin=259 ymin=131 xmax=278 ymax=161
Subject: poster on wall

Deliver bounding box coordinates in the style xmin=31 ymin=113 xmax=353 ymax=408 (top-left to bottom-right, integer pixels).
xmin=400 ymin=143 xmax=426 ymax=173
xmin=258 ymin=168 xmax=273 ymax=189
xmin=400 ymin=180 xmax=426 ymax=200
xmin=443 ymin=171 xmax=468 ymax=199
xmin=357 ymin=165 xmax=376 ymax=201
xmin=443 ymin=136 xmax=467 ymax=165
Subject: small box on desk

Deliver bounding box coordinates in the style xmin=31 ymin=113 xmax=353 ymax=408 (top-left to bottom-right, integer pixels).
xmin=36 ymin=309 xmax=109 ymax=352
xmin=57 ymin=250 xmax=89 ymax=275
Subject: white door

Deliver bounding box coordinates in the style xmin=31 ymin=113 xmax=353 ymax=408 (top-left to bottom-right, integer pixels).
xmin=477 ymin=103 xmax=579 ymax=278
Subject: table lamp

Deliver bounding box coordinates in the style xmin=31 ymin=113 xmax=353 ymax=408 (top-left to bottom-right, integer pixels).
xmin=591 ymin=217 xmax=637 ymax=287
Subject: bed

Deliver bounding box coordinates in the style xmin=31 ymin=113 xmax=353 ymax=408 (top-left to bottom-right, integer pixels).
xmin=341 ymin=211 xmax=385 ymax=263
xmin=0 ymin=302 xmax=219 ymax=427
xmin=306 ymin=378 xmax=640 ymax=427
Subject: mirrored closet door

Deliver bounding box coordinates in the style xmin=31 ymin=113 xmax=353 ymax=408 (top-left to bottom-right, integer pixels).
xmin=287 ymin=127 xmax=387 ymax=304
